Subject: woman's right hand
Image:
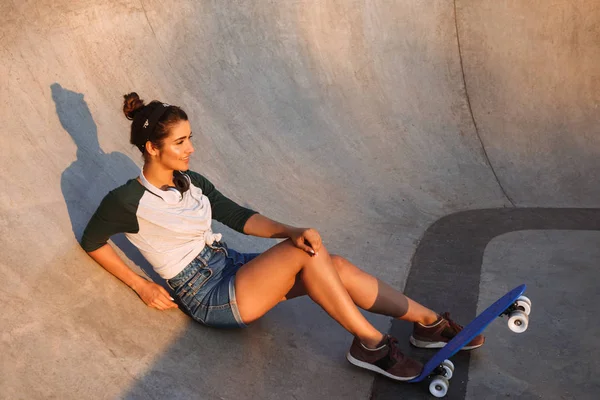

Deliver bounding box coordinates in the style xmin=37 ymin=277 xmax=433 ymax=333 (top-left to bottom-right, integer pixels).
xmin=134 ymin=280 xmax=179 ymax=310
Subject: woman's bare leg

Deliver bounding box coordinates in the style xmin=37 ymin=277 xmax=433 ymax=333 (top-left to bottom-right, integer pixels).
xmin=234 ymin=239 xmax=384 ymax=348
xmin=285 ymin=255 xmax=439 ymax=325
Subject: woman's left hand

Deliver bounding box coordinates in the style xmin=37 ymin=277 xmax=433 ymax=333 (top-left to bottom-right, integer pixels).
xmin=289 ymin=228 xmax=322 ymax=256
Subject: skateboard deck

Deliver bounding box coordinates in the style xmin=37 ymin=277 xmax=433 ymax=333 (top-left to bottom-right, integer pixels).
xmin=409 ymin=284 xmax=530 ymax=397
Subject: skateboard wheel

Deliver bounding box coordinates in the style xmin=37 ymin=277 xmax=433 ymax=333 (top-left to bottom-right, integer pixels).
xmin=517 ymin=295 xmax=531 ymax=306
xmin=515 ymin=300 xmax=531 ymax=316
xmin=508 ymin=310 xmax=529 ymax=333
xmin=441 ymin=360 xmax=454 ymax=380
xmin=516 ymin=295 xmax=532 ymax=315
xmin=429 ymin=376 xmax=449 ymax=398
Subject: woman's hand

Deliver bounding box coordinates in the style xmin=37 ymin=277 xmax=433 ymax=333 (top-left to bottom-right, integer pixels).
xmin=134 ymin=280 xmax=179 ymax=310
xmin=86 ymin=244 xmax=178 ymax=311
xmin=289 ymin=227 xmax=323 ymax=256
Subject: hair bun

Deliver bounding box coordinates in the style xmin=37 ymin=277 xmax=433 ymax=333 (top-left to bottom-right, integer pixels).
xmin=123 ymin=92 xmax=145 ymax=120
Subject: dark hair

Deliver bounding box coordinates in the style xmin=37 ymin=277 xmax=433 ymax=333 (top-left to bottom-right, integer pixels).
xmin=122 ymin=92 xmax=188 ymax=157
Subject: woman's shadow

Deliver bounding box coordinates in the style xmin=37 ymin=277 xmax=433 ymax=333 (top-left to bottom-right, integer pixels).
xmin=53 ymin=83 xmax=165 ymax=287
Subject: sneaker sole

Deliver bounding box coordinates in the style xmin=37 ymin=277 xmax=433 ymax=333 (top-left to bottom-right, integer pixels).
xmin=409 ymin=336 xmax=484 ymax=350
xmin=346 ymin=352 xmax=419 ymax=381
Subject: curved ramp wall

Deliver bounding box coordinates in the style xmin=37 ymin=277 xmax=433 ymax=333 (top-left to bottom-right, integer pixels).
xmin=1 ymin=1 xmax=598 ymax=399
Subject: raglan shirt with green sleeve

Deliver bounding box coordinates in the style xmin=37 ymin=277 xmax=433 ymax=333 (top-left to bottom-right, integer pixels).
xmin=80 ymin=170 xmax=258 ymax=279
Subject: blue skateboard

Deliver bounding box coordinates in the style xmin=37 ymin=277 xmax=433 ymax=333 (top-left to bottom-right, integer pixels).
xmin=409 ymin=284 xmax=531 ymax=398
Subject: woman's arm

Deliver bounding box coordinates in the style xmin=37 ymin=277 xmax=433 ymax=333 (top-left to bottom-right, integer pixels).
xmin=242 ymin=213 xmax=322 ymax=255
xmin=186 ymin=171 xmax=323 ymax=255
xmin=87 ymin=244 xmax=178 ymax=310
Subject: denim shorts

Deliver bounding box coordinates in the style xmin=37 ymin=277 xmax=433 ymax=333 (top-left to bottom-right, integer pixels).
xmin=166 ymin=242 xmax=260 ymax=329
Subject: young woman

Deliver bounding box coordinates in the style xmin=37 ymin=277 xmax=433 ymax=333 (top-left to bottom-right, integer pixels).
xmin=81 ymin=93 xmax=484 ymax=382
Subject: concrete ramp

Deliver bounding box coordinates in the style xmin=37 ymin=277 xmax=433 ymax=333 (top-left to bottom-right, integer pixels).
xmin=1 ymin=1 xmax=598 ymax=399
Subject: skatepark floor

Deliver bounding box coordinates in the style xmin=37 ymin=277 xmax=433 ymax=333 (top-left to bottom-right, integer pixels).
xmin=1 ymin=1 xmax=599 ymax=399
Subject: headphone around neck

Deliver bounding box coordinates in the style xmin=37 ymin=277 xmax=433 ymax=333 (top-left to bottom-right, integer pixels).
xmin=172 ymin=170 xmax=190 ymax=193
xmin=139 ymin=170 xmax=191 ymax=204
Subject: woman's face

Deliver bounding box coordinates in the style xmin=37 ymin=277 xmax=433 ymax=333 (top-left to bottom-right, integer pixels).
xmin=151 ymin=120 xmax=195 ymax=170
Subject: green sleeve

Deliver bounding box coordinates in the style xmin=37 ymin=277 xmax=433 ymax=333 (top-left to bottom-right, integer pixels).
xmin=80 ymin=181 xmax=142 ymax=252
xmin=187 ymin=170 xmax=258 ymax=233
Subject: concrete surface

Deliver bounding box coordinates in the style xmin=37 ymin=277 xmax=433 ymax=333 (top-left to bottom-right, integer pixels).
xmin=371 ymin=208 xmax=600 ymax=400
xmin=469 ymin=230 xmax=600 ymax=399
xmin=0 ymin=1 xmax=598 ymax=399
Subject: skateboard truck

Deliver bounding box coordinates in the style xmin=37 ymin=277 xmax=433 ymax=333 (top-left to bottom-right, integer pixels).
xmin=498 ymin=295 xmax=531 ymax=333
xmin=427 ymin=359 xmax=454 ymax=398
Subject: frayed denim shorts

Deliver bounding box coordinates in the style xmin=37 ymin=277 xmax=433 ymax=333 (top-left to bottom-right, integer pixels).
xmin=166 ymin=242 xmax=260 ymax=329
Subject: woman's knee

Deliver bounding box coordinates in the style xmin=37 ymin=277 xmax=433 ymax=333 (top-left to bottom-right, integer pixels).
xmin=281 ymin=238 xmax=331 ymax=265
xmin=330 ymin=255 xmax=362 ymax=282
xmin=330 ymin=254 xmax=345 ymax=269
xmin=331 ymin=254 xmax=351 ymax=275
xmin=275 ymin=239 xmax=313 ymax=266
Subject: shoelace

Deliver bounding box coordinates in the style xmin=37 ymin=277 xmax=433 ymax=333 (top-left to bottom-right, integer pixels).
xmin=442 ymin=312 xmax=463 ymax=334
xmin=386 ymin=336 xmax=405 ymax=361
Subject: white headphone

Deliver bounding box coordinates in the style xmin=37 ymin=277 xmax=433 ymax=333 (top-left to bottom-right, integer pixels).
xmin=139 ymin=169 xmax=191 ymax=204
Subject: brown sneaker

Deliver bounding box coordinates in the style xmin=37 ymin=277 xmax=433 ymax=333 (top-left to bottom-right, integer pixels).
xmin=346 ymin=335 xmax=423 ymax=381
xmin=410 ymin=312 xmax=485 ymax=350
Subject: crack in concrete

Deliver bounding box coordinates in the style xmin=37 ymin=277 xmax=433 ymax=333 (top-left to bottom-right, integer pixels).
xmin=452 ymin=0 xmax=516 ymax=208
